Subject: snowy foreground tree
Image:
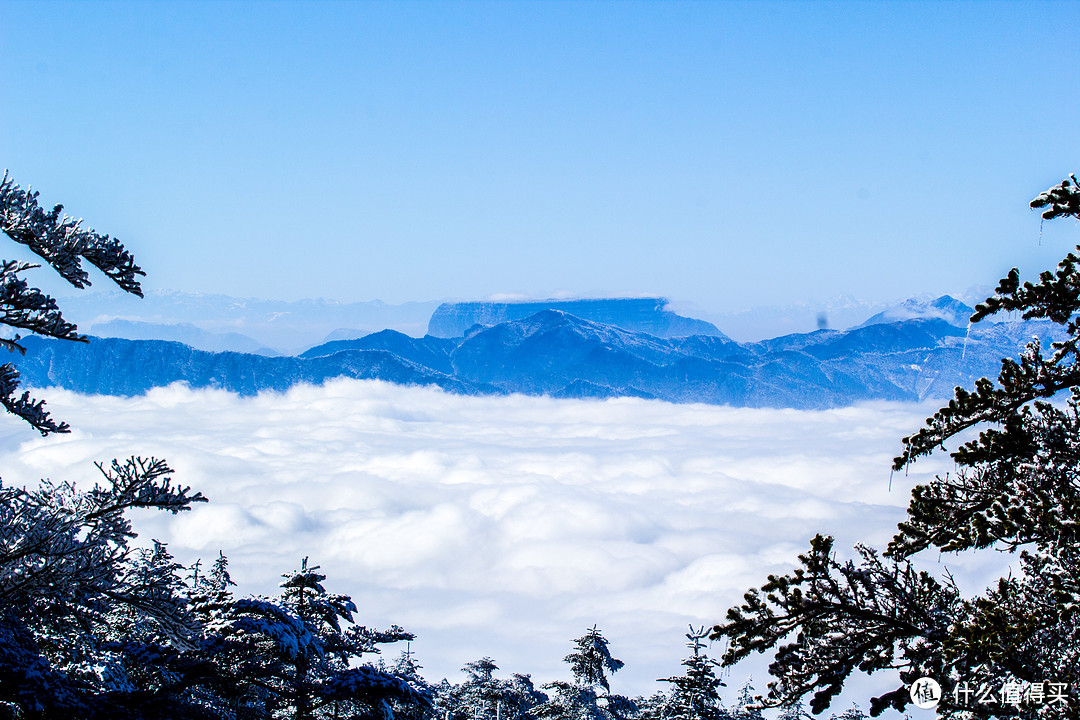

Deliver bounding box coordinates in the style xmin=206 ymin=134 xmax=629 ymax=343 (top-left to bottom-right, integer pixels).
xmin=712 ymin=177 xmax=1080 ymax=717
xmin=649 ymin=626 xmax=726 ymax=720
xmin=0 ymin=175 xmax=428 ymax=719
xmin=0 ymin=170 xmax=144 ymax=433
xmin=528 ymin=627 xmax=636 ymax=720
xmin=0 ymin=173 xmax=204 ymax=716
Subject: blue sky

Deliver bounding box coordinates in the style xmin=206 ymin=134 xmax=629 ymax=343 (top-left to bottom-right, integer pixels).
xmin=2 ymin=1 xmax=1079 ymax=313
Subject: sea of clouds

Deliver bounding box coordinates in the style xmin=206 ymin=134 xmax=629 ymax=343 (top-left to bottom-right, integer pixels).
xmin=0 ymin=380 xmax=1017 ymax=708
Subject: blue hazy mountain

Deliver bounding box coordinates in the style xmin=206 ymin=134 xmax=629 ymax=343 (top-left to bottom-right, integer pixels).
xmin=855 ymin=294 xmax=975 ymax=329
xmin=428 ymin=298 xmax=726 ymax=339
xmin=9 ymin=308 xmax=1068 ymax=410
xmin=90 ymin=319 xmax=280 ymax=356
xmin=13 ymin=336 xmax=489 ymax=398
xmin=300 ymin=330 xmax=458 ymax=375
xmin=52 ymin=290 xmax=440 ymax=354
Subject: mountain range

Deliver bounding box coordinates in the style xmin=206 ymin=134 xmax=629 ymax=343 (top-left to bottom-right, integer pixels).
xmin=8 ymin=295 xmax=1066 ymax=410
xmin=427 ymin=298 xmax=724 ymax=339
xmin=52 ymin=289 xmax=997 ymax=355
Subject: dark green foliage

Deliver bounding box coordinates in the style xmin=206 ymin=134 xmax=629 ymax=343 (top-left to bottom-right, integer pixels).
xmin=527 ymin=682 xmax=626 ymax=720
xmin=712 ymin=177 xmax=1080 ymax=717
xmin=272 ymin=558 xmax=427 ymax=720
xmin=0 ymin=171 xmax=143 ymax=295
xmin=1029 ymin=174 xmax=1080 ymax=221
xmin=388 ymin=647 xmax=436 ymax=720
xmin=188 ymin=558 xmax=428 ymax=720
xmin=826 ymin=705 xmax=867 ymax=720
xmin=715 ymin=535 xmax=963 ymax=715
xmin=775 ymin=699 xmax=812 ymax=720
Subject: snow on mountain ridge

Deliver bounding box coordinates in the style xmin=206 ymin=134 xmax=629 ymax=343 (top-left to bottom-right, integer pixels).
xmin=855 ymin=294 xmax=975 ymax=329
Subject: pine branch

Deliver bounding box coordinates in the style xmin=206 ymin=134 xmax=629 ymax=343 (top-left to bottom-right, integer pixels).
xmin=0 ymin=171 xmax=144 ymax=295
xmin=889 ymin=398 xmax=1080 ymax=559
xmin=712 ymin=536 xmax=959 ymax=715
xmin=0 ymin=172 xmax=147 ymax=435
xmin=0 ymin=363 xmax=69 ymax=435
xmin=893 ymin=339 xmax=1080 ymax=469
xmin=1030 ymin=174 xmax=1080 ymax=221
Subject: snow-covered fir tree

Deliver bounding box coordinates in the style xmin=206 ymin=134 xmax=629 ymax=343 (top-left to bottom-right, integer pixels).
xmin=0 ymin=458 xmax=208 ymax=717
xmin=390 ymin=645 xmax=437 ymax=720
xmin=713 ymin=177 xmax=1080 ymax=717
xmin=444 ymin=657 xmax=546 ymax=720
xmin=565 ymin=626 xmax=624 ymax=694
xmin=827 ymin=704 xmax=868 ymax=720
xmin=0 ymin=175 xmax=432 ymax=719
xmin=774 ymin=700 xmax=811 ymax=720
xmin=230 ymin=557 xmax=428 ymax=720
xmin=0 ymin=174 xmax=198 ymax=718
xmin=654 ymin=626 xmax=727 ymax=720
xmin=529 ymin=628 xmax=635 ymax=720
xmin=727 ymin=681 xmax=762 ymax=720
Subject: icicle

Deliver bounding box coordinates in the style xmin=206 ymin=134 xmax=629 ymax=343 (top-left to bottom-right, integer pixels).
xmin=1039 ymin=217 xmax=1044 ymax=245
xmin=961 ymin=319 xmax=972 ymax=362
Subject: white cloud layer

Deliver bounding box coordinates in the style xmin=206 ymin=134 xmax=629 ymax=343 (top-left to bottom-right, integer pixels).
xmin=0 ymin=381 xmax=1014 ymax=705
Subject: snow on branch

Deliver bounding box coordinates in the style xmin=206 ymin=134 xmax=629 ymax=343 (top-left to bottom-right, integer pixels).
xmin=0 ymin=171 xmax=145 ymax=296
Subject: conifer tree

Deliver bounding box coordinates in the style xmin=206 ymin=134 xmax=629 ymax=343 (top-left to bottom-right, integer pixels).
xmin=827 ymin=705 xmax=867 ymax=720
xmin=656 ymin=626 xmax=727 ymax=720
xmin=529 ymin=628 xmax=635 ymax=720
xmin=565 ymin=626 xmax=624 ymax=694
xmin=0 ymin=458 xmax=208 ymax=717
xmin=452 ymin=658 xmax=505 ymax=720
xmin=0 ymin=177 xmax=215 ymax=716
xmin=775 ymin=700 xmax=812 ymax=720
xmin=0 ymin=175 xmax=440 ymax=719
xmin=239 ymin=557 xmax=428 ymax=720
xmin=447 ymin=657 xmax=545 ymax=720
xmin=712 ymin=177 xmax=1080 ymax=717
xmin=390 ymin=645 xmax=437 ymax=720
xmin=728 ymin=681 xmax=762 ymax=720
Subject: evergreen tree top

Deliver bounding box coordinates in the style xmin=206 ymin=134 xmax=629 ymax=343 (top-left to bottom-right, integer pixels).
xmin=714 ymin=176 xmax=1080 ymax=718
xmin=565 ymin=626 xmax=624 ymax=693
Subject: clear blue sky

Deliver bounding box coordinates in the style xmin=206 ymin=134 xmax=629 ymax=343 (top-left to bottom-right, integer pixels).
xmin=2 ymin=1 xmax=1079 ymax=313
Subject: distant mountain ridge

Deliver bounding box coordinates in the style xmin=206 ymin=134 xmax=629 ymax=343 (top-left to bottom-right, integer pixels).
xmin=427 ymin=298 xmax=725 ymax=339
xmin=52 ymin=289 xmax=988 ymax=351
xmin=14 ymin=336 xmax=489 ymax=398
xmin=856 ymin=295 xmax=975 ymax=329
xmin=90 ymin=319 xmax=280 ymax=356
xmin=11 ymin=305 xmax=1067 ymax=410
xmin=52 ymin=290 xmax=440 ymax=355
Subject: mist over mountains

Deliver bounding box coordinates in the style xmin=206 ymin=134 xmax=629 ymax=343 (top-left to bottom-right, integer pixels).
xmin=52 ymin=289 xmax=996 ymax=355
xmin=11 ymin=294 xmax=1063 ymax=409
xmin=54 ymin=290 xmax=440 ymax=354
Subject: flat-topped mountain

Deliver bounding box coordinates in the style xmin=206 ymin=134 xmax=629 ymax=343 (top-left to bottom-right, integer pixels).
xmin=10 ymin=307 xmax=1067 ymax=410
xmin=427 ymin=297 xmax=725 ymax=339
